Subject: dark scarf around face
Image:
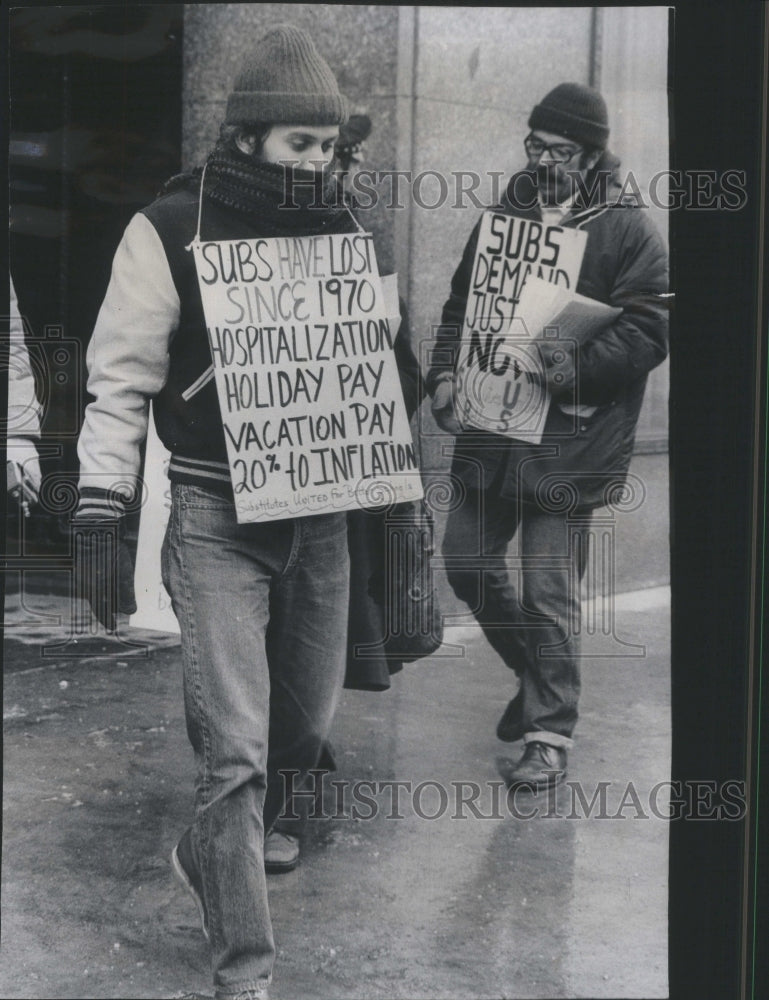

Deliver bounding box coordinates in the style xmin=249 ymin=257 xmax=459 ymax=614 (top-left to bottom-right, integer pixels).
xmin=162 ymin=143 xmax=359 ymax=239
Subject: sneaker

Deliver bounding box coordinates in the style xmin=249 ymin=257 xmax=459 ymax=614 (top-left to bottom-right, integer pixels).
xmin=264 ymin=829 xmax=300 ymax=874
xmin=501 ymin=740 xmax=567 ymax=790
xmin=496 ymin=691 xmax=523 ymax=742
xmin=171 ymin=828 xmax=209 ymax=941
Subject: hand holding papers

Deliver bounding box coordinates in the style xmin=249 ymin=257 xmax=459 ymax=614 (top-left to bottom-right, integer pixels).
xmin=453 ymin=210 xmax=588 ymax=443
xmin=519 ymin=276 xmax=623 ymax=348
xmin=455 ymin=274 xmax=623 ymax=443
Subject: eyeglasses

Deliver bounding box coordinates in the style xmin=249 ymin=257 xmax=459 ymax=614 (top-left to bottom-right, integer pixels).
xmin=524 ymin=133 xmax=583 ymax=164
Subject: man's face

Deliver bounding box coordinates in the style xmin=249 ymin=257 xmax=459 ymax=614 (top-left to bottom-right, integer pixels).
xmin=260 ymin=124 xmax=340 ymax=172
xmin=525 ymin=129 xmax=597 ymax=204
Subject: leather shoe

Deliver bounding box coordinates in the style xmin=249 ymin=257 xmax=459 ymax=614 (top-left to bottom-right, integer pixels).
xmin=264 ymin=829 xmax=300 ymax=874
xmin=504 ymin=741 xmax=567 ymax=790
xmin=496 ymin=692 xmax=523 ymax=742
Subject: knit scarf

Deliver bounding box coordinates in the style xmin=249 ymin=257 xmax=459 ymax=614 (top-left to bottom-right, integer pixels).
xmin=195 ymin=143 xmax=359 ymax=238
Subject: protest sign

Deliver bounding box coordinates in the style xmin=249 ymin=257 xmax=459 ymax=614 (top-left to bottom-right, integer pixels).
xmin=191 ymin=234 xmax=422 ymax=523
xmin=454 ymin=211 xmax=588 ymax=442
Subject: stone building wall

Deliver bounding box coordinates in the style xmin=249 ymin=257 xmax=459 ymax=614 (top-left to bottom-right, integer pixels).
xmin=181 ymin=2 xmax=401 ymax=274
xmin=182 ymin=5 xmax=669 ymax=454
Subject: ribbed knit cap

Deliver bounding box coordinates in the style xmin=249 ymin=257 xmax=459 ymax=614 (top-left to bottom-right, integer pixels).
xmin=225 ymin=24 xmax=349 ymax=126
xmin=528 ymin=82 xmax=609 ymax=149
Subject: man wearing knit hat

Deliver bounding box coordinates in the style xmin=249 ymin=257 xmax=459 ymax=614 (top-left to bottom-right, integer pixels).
xmin=427 ymin=82 xmax=669 ymax=790
xmin=74 ymin=25 xmax=360 ymax=1000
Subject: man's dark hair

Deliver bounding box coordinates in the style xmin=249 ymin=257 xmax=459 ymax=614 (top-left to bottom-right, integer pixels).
xmin=572 ymin=147 xmax=620 ymax=206
xmin=579 ymin=145 xmax=602 ymax=171
xmin=157 ymin=121 xmax=277 ymax=197
xmin=218 ymin=122 xmax=273 ymax=157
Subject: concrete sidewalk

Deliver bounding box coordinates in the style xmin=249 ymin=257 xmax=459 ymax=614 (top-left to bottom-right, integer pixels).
xmin=1 ymin=574 xmax=670 ymax=1000
xmin=2 ymin=454 xmax=670 ymax=998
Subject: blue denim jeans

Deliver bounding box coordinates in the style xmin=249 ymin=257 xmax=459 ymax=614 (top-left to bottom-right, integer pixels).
xmin=443 ymin=486 xmax=591 ymax=747
xmin=161 ymin=484 xmax=349 ymax=998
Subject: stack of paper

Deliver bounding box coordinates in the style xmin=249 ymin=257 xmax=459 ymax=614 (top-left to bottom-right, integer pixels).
xmin=456 ymin=276 xmax=623 ymax=443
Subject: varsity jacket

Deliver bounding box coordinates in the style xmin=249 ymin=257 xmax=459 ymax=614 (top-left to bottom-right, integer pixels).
xmin=77 ymin=185 xmax=360 ymax=515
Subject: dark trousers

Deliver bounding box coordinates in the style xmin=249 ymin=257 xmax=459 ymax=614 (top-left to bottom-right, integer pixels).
xmin=442 ymin=484 xmax=592 ymax=746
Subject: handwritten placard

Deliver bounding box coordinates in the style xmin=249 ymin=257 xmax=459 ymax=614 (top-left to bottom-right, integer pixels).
xmin=454 ymin=212 xmax=587 ymax=442
xmin=192 ymin=234 xmax=422 ymax=522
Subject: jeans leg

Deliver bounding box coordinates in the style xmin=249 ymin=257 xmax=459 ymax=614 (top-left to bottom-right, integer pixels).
xmin=518 ymin=504 xmax=591 ymax=746
xmin=443 ymin=486 xmax=542 ymax=677
xmin=163 ymin=485 xmax=290 ymax=997
xmin=262 ymin=512 xmax=350 ymax=833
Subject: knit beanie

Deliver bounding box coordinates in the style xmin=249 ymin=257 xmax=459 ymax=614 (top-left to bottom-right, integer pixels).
xmin=225 ymin=24 xmax=349 ymax=126
xmin=528 ymin=83 xmax=609 ymax=149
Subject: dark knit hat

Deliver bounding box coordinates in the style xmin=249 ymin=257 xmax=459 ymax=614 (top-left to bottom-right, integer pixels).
xmin=225 ymin=24 xmax=349 ymax=126
xmin=528 ymin=82 xmax=609 ymax=149
xmin=337 ymin=113 xmax=372 ymax=149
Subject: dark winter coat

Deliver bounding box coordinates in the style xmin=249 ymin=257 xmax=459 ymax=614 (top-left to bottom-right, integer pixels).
xmin=345 ymin=300 xmax=423 ymax=691
xmin=426 ymin=159 xmax=669 ymax=511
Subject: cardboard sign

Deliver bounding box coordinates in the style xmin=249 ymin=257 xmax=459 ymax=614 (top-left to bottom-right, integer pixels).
xmin=454 ymin=212 xmax=588 ymax=442
xmin=191 ymin=235 xmax=422 ymax=522
xmin=130 ymin=269 xmax=413 ymax=632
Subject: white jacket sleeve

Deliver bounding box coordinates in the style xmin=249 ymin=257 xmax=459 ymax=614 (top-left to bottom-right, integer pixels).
xmin=8 ymin=275 xmax=42 ymax=440
xmin=7 ymin=275 xmax=43 ymax=500
xmin=77 ymin=213 xmax=180 ymax=501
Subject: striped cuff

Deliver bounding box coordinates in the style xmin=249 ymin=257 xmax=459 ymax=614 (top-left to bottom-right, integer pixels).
xmin=75 ymin=486 xmax=129 ymax=520
xmin=168 ymin=454 xmax=231 ymax=487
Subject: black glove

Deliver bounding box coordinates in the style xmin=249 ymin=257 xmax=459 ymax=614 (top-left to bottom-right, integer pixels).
xmin=73 ymin=518 xmax=137 ymax=633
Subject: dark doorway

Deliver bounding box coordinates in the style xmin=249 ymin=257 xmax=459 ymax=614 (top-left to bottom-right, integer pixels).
xmin=8 ymin=4 xmax=183 ymax=562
